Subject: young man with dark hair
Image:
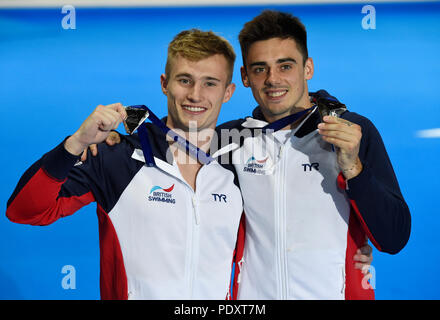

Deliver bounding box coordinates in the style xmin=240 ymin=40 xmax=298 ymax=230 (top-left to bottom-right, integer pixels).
xmin=221 ymin=10 xmax=411 ymax=299
xmin=239 ymin=10 xmax=309 ymax=66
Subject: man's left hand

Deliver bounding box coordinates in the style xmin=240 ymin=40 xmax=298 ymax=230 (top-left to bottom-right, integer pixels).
xmin=318 ymin=116 xmax=363 ymax=179
xmin=354 ymin=243 xmax=373 ymax=275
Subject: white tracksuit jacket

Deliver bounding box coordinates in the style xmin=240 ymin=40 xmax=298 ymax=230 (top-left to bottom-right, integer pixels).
xmin=215 ymin=91 xmax=411 ymax=300
xmin=7 ymin=121 xmax=243 ymax=300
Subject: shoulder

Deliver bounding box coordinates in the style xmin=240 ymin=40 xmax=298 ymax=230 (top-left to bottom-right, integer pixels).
xmin=81 ymin=133 xmax=141 ymax=170
xmin=341 ymin=111 xmax=372 ymax=125
xmin=215 ymin=118 xmax=246 ymax=132
xmin=341 ymin=111 xmax=387 ymax=159
xmin=96 ymin=133 xmax=139 ymax=155
xmin=340 ymin=111 xmax=379 ymax=137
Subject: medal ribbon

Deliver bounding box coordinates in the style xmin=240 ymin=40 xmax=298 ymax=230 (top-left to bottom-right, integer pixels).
xmin=129 ymin=105 xmax=215 ymax=166
xmin=131 ymin=104 xmax=317 ymax=166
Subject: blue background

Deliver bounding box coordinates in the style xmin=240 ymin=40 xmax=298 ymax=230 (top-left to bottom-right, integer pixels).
xmin=1 ymin=2 xmax=439 ymax=299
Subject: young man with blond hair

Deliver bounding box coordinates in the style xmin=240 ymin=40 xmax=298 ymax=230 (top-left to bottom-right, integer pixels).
xmin=6 ymin=29 xmax=243 ymax=300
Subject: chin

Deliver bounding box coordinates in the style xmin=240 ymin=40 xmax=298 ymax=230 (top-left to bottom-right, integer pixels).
xmin=264 ymin=105 xmax=291 ymax=116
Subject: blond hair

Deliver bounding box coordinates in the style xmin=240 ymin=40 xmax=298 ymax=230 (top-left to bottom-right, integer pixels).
xmin=165 ymin=29 xmax=236 ymax=84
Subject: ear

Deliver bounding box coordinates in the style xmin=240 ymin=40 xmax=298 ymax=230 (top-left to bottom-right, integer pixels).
xmin=240 ymin=66 xmax=250 ymax=88
xmin=304 ymin=57 xmax=314 ymax=81
xmin=160 ymin=74 xmax=168 ymax=95
xmin=222 ymin=83 xmax=236 ymax=103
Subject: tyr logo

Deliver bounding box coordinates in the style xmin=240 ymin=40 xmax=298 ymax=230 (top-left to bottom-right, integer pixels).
xmin=302 ymin=162 xmax=319 ymax=171
xmin=212 ymin=193 xmax=227 ymax=203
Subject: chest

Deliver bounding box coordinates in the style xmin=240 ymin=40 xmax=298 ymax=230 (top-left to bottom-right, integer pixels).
xmin=233 ymin=131 xmax=351 ymax=240
xmin=176 ymin=162 xmax=202 ymax=191
xmin=108 ymin=159 xmax=243 ymax=230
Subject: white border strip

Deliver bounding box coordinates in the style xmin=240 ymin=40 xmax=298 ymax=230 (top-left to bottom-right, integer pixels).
xmin=0 ymin=0 xmax=436 ymax=8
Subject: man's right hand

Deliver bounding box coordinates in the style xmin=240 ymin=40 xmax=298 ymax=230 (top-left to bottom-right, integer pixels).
xmin=65 ymin=103 xmax=126 ymax=156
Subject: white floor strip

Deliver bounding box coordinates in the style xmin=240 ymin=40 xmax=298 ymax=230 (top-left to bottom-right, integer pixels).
xmin=416 ymin=128 xmax=440 ymax=138
xmin=0 ymin=0 xmax=433 ymax=8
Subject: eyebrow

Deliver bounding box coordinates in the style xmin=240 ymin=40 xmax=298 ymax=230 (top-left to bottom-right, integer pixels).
xmin=175 ymin=73 xmax=192 ymax=79
xmin=175 ymin=73 xmax=221 ymax=82
xmin=249 ymin=57 xmax=297 ymax=67
xmin=205 ymin=76 xmax=221 ymax=82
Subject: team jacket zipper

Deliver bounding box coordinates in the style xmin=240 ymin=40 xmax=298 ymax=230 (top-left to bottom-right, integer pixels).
xmin=189 ymin=191 xmax=200 ymax=298
xmin=184 ymin=163 xmax=206 ymax=299
xmin=275 ymin=144 xmax=288 ymax=299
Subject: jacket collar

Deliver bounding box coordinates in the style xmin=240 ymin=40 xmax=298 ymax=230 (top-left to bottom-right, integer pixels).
xmin=129 ymin=117 xmax=227 ymax=169
xmin=244 ymin=105 xmax=321 ymax=138
xmin=127 ymin=117 xmax=171 ymax=165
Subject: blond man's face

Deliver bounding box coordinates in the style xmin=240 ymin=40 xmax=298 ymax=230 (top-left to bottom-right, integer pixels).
xmin=161 ymin=54 xmax=235 ymax=132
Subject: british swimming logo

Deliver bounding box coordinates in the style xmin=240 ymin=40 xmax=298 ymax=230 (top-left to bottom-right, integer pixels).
xmin=148 ymin=184 xmax=176 ymax=204
xmin=243 ymin=156 xmax=269 ymax=174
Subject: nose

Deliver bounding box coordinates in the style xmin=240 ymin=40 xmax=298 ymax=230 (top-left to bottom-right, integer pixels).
xmin=187 ymin=83 xmax=203 ymax=102
xmin=264 ymin=67 xmax=281 ymax=87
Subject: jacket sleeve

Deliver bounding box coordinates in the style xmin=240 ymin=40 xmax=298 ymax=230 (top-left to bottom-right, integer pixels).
xmin=6 ymin=138 xmax=96 ymax=226
xmin=339 ymin=113 xmax=411 ymax=254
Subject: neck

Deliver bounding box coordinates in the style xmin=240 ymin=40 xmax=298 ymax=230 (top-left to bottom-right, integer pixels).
xmin=166 ymin=118 xmax=216 ymax=151
xmin=166 ymin=121 xmax=216 ymax=166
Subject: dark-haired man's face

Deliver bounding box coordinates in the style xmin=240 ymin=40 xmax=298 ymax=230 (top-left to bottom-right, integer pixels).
xmin=241 ymin=37 xmax=314 ymax=123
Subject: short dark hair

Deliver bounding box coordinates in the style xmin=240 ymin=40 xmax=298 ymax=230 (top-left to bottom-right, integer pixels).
xmin=238 ymin=10 xmax=308 ymax=67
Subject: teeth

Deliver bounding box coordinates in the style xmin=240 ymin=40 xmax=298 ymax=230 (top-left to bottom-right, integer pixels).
xmin=183 ymin=106 xmax=205 ymax=112
xmin=267 ymin=91 xmax=287 ymax=97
